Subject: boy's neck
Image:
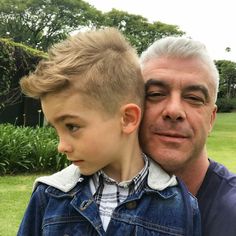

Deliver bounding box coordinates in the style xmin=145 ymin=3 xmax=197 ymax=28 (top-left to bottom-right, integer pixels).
xmin=102 ymin=147 xmax=145 ymax=183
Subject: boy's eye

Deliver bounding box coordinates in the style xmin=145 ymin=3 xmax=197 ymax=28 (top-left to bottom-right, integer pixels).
xmin=66 ymin=124 xmax=80 ymax=132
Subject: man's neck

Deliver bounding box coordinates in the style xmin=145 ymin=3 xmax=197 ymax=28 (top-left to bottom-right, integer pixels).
xmin=175 ymin=155 xmax=210 ymax=196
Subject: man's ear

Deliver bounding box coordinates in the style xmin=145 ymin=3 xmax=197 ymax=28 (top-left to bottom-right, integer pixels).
xmin=208 ymin=105 xmax=217 ymax=134
xmin=120 ymin=104 xmax=142 ymax=134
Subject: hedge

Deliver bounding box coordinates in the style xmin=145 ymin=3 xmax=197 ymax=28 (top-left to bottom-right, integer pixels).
xmin=0 ymin=124 xmax=69 ymax=175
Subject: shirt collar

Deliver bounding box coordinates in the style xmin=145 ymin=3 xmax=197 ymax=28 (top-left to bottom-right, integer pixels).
xmin=33 ymin=154 xmax=177 ymax=193
xmin=93 ymin=153 xmax=149 ymax=191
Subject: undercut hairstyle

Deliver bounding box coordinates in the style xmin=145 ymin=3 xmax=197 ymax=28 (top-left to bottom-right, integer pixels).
xmin=20 ymin=27 xmax=145 ymax=114
xmin=140 ymin=36 xmax=219 ymax=102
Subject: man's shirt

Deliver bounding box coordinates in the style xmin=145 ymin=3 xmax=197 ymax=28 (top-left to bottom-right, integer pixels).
xmin=197 ymin=159 xmax=236 ymax=236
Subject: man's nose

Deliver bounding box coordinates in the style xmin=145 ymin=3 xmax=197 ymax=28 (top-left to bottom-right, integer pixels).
xmin=162 ymin=95 xmax=186 ymax=121
xmin=57 ymin=138 xmax=72 ymax=154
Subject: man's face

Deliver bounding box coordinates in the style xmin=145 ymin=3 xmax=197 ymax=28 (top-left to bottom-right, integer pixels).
xmin=139 ymin=57 xmax=217 ymax=173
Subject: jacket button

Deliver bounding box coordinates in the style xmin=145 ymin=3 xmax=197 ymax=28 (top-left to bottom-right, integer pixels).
xmin=80 ymin=199 xmax=93 ymax=211
xmin=125 ymin=201 xmax=137 ymax=209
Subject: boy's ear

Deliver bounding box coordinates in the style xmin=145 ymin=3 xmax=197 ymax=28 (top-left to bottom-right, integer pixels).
xmin=120 ymin=104 xmax=142 ymax=134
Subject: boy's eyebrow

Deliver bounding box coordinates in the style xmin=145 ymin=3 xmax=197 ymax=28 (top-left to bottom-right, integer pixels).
xmin=48 ymin=114 xmax=79 ymax=125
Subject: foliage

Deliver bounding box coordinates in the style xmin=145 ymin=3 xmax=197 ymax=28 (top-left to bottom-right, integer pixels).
xmin=0 ymin=124 xmax=69 ymax=175
xmin=0 ymin=38 xmax=47 ymax=58
xmin=102 ymin=9 xmax=185 ymax=54
xmin=216 ymin=98 xmax=236 ymax=112
xmin=231 ymin=97 xmax=236 ymax=109
xmin=0 ymin=38 xmax=46 ymax=112
xmin=0 ymin=0 xmax=185 ymax=52
xmin=0 ymin=39 xmax=15 ymax=106
xmin=215 ymin=60 xmax=236 ymax=99
xmin=0 ymin=0 xmax=103 ymax=51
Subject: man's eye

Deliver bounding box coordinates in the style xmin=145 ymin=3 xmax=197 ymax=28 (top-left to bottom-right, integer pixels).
xmin=146 ymin=91 xmax=165 ymax=101
xmin=185 ymin=96 xmax=205 ymax=105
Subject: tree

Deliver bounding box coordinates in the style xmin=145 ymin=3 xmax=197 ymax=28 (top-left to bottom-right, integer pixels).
xmin=102 ymin=9 xmax=185 ymax=54
xmin=0 ymin=0 xmax=103 ymax=51
xmin=0 ymin=1 xmax=185 ymax=53
xmin=215 ymin=60 xmax=236 ymax=98
xmin=0 ymin=38 xmax=46 ymax=125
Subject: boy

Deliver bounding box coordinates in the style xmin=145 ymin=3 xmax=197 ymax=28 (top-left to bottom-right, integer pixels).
xmin=17 ymin=28 xmax=201 ymax=235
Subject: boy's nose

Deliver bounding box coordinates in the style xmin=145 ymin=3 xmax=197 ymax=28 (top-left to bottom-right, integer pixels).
xmin=57 ymin=139 xmax=72 ymax=154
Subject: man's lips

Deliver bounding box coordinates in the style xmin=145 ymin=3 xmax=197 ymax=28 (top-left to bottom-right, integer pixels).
xmin=155 ymin=131 xmax=188 ymax=138
xmin=149 ymin=125 xmax=192 ymax=141
xmin=152 ymin=131 xmax=189 ymax=145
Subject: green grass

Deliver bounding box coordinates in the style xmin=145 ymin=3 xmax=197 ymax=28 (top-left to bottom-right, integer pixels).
xmin=0 ymin=113 xmax=235 ymax=235
xmin=0 ymin=174 xmax=43 ymax=236
xmin=207 ymin=112 xmax=236 ymax=173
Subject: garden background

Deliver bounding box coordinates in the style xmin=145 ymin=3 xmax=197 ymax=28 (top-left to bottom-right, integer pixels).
xmin=0 ymin=1 xmax=236 ymax=235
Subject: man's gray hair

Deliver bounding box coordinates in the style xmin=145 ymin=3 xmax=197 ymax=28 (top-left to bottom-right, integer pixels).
xmin=140 ymin=36 xmax=219 ymax=102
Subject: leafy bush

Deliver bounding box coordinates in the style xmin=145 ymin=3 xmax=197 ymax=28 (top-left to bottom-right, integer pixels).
xmin=230 ymin=98 xmax=236 ymax=110
xmin=216 ymin=98 xmax=235 ymax=112
xmin=0 ymin=124 xmax=69 ymax=175
xmin=0 ymin=38 xmax=46 ymax=126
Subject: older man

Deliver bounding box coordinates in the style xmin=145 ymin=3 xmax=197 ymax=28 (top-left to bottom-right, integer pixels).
xmin=139 ymin=36 xmax=236 ymax=236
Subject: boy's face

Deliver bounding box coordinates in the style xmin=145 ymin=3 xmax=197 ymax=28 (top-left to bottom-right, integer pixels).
xmin=41 ymin=91 xmax=124 ymax=176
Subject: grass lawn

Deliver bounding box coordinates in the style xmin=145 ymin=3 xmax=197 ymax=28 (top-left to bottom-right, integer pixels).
xmin=0 ymin=113 xmax=235 ymax=235
xmin=207 ymin=112 xmax=236 ymax=173
xmin=0 ymin=174 xmax=45 ymax=236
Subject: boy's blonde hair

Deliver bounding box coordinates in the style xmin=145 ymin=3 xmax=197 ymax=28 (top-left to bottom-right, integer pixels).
xmin=20 ymin=27 xmax=144 ymax=114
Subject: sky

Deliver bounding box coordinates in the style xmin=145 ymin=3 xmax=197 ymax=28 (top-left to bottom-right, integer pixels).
xmin=84 ymin=0 xmax=236 ymax=62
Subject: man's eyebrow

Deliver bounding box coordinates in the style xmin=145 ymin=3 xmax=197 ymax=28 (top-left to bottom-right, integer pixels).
xmin=145 ymin=79 xmax=210 ymax=100
xmin=184 ymin=85 xmax=210 ymax=101
xmin=145 ymin=78 xmax=169 ymax=91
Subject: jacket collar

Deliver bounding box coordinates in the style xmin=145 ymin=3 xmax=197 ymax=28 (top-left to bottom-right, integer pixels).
xmin=33 ymin=158 xmax=177 ymax=192
xmin=148 ymin=158 xmax=177 ymax=190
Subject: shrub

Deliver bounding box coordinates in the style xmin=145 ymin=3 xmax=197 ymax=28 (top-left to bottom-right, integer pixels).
xmin=0 ymin=124 xmax=69 ymax=175
xmin=230 ymin=98 xmax=236 ymax=110
xmin=216 ymin=98 xmax=235 ymax=112
xmin=0 ymin=38 xmax=47 ymax=126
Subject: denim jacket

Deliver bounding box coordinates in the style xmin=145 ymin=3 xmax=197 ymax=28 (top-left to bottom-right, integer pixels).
xmin=17 ymin=159 xmax=201 ymax=236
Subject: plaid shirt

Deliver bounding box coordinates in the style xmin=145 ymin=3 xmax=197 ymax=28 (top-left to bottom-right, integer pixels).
xmin=89 ymin=154 xmax=149 ymax=231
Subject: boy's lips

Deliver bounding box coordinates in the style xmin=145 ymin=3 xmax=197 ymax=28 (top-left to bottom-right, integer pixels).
xmin=69 ymin=159 xmax=84 ymax=165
